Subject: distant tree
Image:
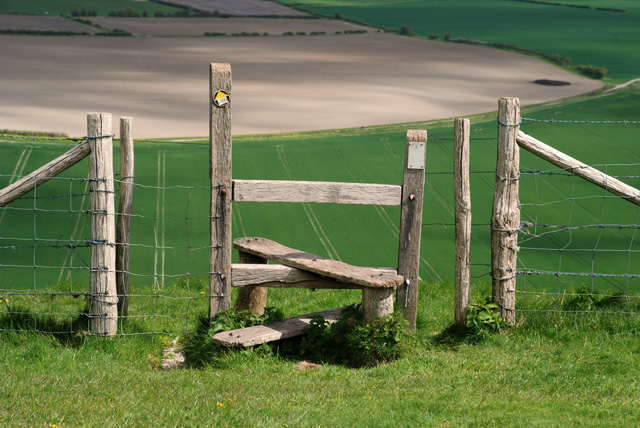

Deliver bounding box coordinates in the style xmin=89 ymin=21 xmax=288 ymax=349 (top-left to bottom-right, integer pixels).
xmin=575 ymin=64 xmax=608 ymax=79
xmin=429 ymin=34 xmax=438 ymax=40
xmin=399 ymin=25 xmax=415 ymax=36
xmin=444 ymin=33 xmax=451 ymax=40
xmin=334 ymin=12 xmax=343 ymax=20
xmin=142 ymin=11 xmax=148 ymax=18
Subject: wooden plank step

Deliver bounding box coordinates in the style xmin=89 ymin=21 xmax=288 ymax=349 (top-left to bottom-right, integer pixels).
xmin=234 ymin=237 xmax=404 ymax=289
xmin=213 ymin=307 xmax=343 ymax=348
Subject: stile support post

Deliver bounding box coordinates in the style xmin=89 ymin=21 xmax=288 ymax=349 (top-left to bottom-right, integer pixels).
xmin=234 ymin=252 xmax=268 ymax=315
xmin=491 ymin=97 xmax=520 ymax=326
xmin=88 ymin=113 xmax=118 ymax=336
xmin=209 ymin=63 xmax=233 ymax=317
xmin=397 ymin=130 xmax=427 ymax=329
xmin=454 ymin=118 xmax=471 ymax=326
xmin=116 ymin=117 xmax=134 ymax=319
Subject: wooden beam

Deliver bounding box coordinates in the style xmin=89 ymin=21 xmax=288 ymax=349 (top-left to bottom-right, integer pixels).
xmin=213 ymin=307 xmax=344 ymax=348
xmin=233 ymin=180 xmax=402 ymax=206
xmin=454 ymin=118 xmax=471 ymax=326
xmin=0 ymin=140 xmax=90 ymax=207
xmin=234 ymin=237 xmax=403 ymax=288
xmin=396 ymin=130 xmax=427 ymax=329
xmin=231 ymin=264 xmax=369 ymax=289
xmin=491 ymin=98 xmax=520 ymax=326
xmin=116 ymin=117 xmax=134 ymax=319
xmin=517 ymin=130 xmax=640 ymax=206
xmin=88 ymin=112 xmax=118 ymax=336
xmin=209 ymin=63 xmax=233 ymax=317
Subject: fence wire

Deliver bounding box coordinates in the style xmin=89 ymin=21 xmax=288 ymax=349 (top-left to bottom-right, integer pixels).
xmin=515 ymin=120 xmax=640 ymax=316
xmin=0 ymin=165 xmax=215 ymax=337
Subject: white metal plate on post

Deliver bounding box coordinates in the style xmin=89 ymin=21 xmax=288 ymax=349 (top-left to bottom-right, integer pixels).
xmin=407 ymin=142 xmax=426 ymax=170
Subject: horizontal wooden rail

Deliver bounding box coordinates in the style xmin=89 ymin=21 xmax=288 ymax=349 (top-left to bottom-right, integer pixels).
xmin=0 ymin=140 xmax=90 ymax=207
xmin=233 ymin=179 xmax=402 ymax=206
xmin=232 ymin=264 xmax=397 ymax=289
xmin=517 ymin=131 xmax=640 ymax=206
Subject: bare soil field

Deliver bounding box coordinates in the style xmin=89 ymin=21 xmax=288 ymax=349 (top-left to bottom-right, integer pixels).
xmin=165 ymin=0 xmax=306 ymax=16
xmin=90 ymin=17 xmax=370 ymax=36
xmin=0 ymin=16 xmax=99 ymax=34
xmin=0 ymin=34 xmax=602 ymax=138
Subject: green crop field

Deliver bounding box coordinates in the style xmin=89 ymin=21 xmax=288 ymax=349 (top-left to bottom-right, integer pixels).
xmin=280 ymin=0 xmax=640 ymax=80
xmin=2 ymin=87 xmax=639 ymax=301
xmin=0 ymin=0 xmax=182 ymax=17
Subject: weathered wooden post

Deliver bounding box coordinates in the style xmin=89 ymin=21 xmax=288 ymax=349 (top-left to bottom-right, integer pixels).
xmin=116 ymin=117 xmax=134 ymax=318
xmin=491 ymin=97 xmax=520 ymax=325
xmin=397 ymin=129 xmax=427 ymax=329
xmin=234 ymin=251 xmax=268 ymax=315
xmin=88 ymin=112 xmax=118 ymax=336
xmin=454 ymin=118 xmax=471 ymax=326
xmin=209 ymin=63 xmax=233 ymax=317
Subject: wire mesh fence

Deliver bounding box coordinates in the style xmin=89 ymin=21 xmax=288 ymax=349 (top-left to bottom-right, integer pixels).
xmin=514 ymin=119 xmax=640 ymax=317
xmin=0 ymin=136 xmax=213 ymax=337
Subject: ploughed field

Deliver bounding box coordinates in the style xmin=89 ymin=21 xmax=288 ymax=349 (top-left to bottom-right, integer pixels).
xmin=89 ymin=17 xmax=371 ymax=36
xmin=0 ymin=33 xmax=601 ymax=138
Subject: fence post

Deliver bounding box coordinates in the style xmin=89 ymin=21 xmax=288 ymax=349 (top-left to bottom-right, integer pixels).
xmin=209 ymin=63 xmax=233 ymax=317
xmin=397 ymin=129 xmax=427 ymax=329
xmin=491 ymin=97 xmax=520 ymax=325
xmin=116 ymin=117 xmax=134 ymax=319
xmin=88 ymin=112 xmax=118 ymax=336
xmin=454 ymin=118 xmax=471 ymax=326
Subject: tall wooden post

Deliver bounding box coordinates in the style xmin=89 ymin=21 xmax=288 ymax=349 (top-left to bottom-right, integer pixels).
xmin=397 ymin=130 xmax=427 ymax=329
xmin=209 ymin=63 xmax=233 ymax=317
xmin=88 ymin=113 xmax=118 ymax=336
xmin=116 ymin=117 xmax=134 ymax=319
xmin=491 ymin=97 xmax=520 ymax=325
xmin=454 ymin=118 xmax=471 ymax=326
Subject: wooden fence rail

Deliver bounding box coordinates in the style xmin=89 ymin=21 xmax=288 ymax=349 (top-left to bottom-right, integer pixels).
xmin=0 ymin=140 xmax=90 ymax=207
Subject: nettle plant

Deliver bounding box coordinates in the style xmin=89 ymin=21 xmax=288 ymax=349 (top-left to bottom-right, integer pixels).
xmin=466 ymin=296 xmax=507 ymax=338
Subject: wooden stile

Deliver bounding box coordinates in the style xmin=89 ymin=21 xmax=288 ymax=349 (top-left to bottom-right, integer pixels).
xmin=491 ymin=98 xmax=520 ymax=325
xmin=396 ymin=130 xmax=427 ymax=329
xmin=116 ymin=117 xmax=134 ymax=318
xmin=209 ymin=63 xmax=233 ymax=317
xmin=454 ymin=118 xmax=471 ymax=326
xmin=88 ymin=113 xmax=118 ymax=336
xmin=234 ymin=237 xmax=403 ymax=289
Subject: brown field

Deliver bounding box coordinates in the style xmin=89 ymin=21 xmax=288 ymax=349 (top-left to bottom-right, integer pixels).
xmin=0 ymin=16 xmax=99 ymax=34
xmin=90 ymin=17 xmax=370 ymax=36
xmin=0 ymin=34 xmax=602 ymax=138
xmin=165 ymin=0 xmax=306 ymax=16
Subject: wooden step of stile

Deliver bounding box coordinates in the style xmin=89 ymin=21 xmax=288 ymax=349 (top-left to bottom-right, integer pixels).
xmin=213 ymin=307 xmax=343 ymax=348
xmin=233 ymin=237 xmax=404 ymax=288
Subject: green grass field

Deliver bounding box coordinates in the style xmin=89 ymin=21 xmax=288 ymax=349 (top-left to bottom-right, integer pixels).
xmin=280 ymin=0 xmax=640 ymax=80
xmin=2 ymin=279 xmax=640 ymax=426
xmin=0 ymin=0 xmax=182 ymax=17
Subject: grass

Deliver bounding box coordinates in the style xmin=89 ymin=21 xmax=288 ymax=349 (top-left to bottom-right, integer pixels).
xmin=1 ymin=279 xmax=640 ymax=426
xmin=279 ymin=0 xmax=640 ymax=80
xmin=0 ymin=0 xmax=182 ymax=17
